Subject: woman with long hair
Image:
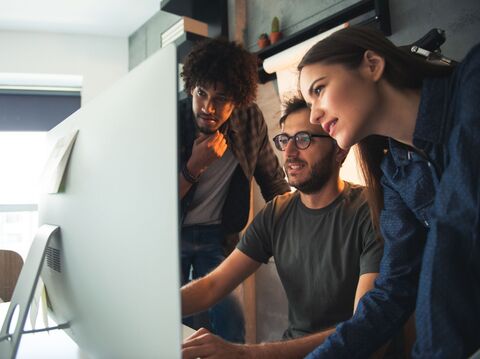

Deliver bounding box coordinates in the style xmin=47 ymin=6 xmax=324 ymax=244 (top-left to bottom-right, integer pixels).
xmin=298 ymin=26 xmax=480 ymax=358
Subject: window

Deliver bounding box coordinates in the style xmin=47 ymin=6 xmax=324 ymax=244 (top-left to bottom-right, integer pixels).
xmin=0 ymin=132 xmax=47 ymax=258
xmin=0 ymin=74 xmax=81 ymax=258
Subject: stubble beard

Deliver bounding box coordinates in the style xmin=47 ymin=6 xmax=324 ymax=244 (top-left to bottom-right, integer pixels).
xmin=193 ymin=114 xmax=217 ymax=135
xmin=287 ymin=154 xmax=335 ymax=194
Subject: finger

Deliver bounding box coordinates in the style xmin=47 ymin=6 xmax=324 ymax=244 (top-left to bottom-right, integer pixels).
xmin=215 ymin=131 xmax=225 ymax=141
xmin=182 ymin=345 xmax=213 ymax=359
xmin=182 ymin=334 xmax=211 ymax=349
xmin=184 ymin=327 xmax=210 ymax=341
xmin=212 ymin=135 xmax=228 ymax=152
xmin=195 ymin=132 xmax=215 ymax=144
xmin=182 ymin=328 xmax=211 ymax=347
xmin=217 ymin=143 xmax=228 ymax=157
xmin=208 ymin=132 xmax=223 ymax=147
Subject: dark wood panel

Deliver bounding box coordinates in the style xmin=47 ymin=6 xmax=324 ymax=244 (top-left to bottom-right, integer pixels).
xmin=0 ymin=250 xmax=23 ymax=302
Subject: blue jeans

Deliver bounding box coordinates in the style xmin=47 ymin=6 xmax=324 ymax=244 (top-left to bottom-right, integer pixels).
xmin=181 ymin=224 xmax=245 ymax=343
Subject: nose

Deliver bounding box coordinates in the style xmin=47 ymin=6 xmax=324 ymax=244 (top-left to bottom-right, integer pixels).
xmin=309 ymin=105 xmax=324 ymax=125
xmin=203 ymin=98 xmax=216 ymax=114
xmin=284 ymin=137 xmax=298 ymax=156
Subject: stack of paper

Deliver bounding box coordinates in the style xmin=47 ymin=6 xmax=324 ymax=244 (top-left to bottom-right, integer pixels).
xmin=161 ymin=16 xmax=208 ymax=48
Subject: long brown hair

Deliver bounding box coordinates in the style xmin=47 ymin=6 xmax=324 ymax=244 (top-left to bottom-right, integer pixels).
xmin=298 ymin=26 xmax=453 ymax=233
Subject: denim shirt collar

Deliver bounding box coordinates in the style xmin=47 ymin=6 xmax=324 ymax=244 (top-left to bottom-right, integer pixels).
xmin=386 ymin=138 xmax=413 ymax=168
xmin=387 ymin=76 xmax=450 ymax=168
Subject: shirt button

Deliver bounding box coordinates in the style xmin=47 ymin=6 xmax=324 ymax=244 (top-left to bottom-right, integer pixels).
xmin=424 ymin=220 xmax=430 ymax=227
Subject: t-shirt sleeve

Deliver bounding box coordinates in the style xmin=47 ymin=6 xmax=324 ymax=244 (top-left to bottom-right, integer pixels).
xmin=236 ymin=199 xmax=275 ymax=264
xmin=358 ymin=202 xmax=384 ymax=275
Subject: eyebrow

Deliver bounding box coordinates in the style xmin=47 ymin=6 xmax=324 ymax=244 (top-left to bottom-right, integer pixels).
xmin=197 ymin=86 xmax=228 ymax=98
xmin=307 ymin=76 xmax=327 ymax=96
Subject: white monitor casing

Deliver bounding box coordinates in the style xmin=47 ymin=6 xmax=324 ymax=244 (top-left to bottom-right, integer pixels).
xmin=39 ymin=44 xmax=181 ymax=358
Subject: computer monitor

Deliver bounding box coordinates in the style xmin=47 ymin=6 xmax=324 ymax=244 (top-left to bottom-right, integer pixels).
xmin=38 ymin=44 xmax=181 ymax=358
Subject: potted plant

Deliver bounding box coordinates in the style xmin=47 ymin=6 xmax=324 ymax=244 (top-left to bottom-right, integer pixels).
xmin=257 ymin=33 xmax=270 ymax=49
xmin=270 ymin=16 xmax=283 ymax=44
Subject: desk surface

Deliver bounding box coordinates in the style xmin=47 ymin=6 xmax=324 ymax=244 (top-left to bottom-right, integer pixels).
xmin=0 ymin=302 xmax=195 ymax=358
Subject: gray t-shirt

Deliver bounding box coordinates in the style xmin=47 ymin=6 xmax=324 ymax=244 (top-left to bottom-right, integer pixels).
xmin=183 ymin=149 xmax=238 ymax=225
xmin=237 ymin=183 xmax=383 ymax=339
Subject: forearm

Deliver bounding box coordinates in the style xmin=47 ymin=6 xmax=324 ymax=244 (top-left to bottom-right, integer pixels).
xmin=181 ymin=277 xmax=219 ymax=317
xmin=244 ymin=329 xmax=335 ymax=359
xmin=179 ymin=160 xmax=202 ymax=199
xmin=179 ymin=173 xmax=193 ymax=198
xmin=182 ymin=250 xmax=260 ymax=319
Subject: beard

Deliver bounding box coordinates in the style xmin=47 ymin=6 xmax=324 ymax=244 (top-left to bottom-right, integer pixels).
xmin=194 ymin=115 xmax=217 ymax=134
xmin=286 ymin=151 xmax=335 ymax=194
xmin=193 ymin=111 xmax=225 ymax=135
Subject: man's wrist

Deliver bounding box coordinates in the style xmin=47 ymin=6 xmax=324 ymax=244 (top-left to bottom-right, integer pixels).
xmin=182 ymin=163 xmax=200 ymax=184
xmin=236 ymin=343 xmax=255 ymax=359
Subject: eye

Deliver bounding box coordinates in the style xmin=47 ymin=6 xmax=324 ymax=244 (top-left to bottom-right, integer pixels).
xmin=279 ymin=136 xmax=289 ymax=145
xmin=296 ymin=132 xmax=311 ymax=147
xmin=297 ymin=132 xmax=310 ymax=141
xmin=313 ymin=85 xmax=325 ymax=96
xmin=196 ymin=88 xmax=206 ymax=97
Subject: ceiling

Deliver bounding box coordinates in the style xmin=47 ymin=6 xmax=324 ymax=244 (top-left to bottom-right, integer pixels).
xmin=0 ymin=0 xmax=162 ymax=37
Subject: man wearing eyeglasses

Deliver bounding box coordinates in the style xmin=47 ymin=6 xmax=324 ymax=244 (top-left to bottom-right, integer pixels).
xmin=179 ymin=38 xmax=290 ymax=344
xmin=181 ymin=97 xmax=383 ymax=359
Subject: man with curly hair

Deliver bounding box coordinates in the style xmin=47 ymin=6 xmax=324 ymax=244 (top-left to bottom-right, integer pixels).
xmin=179 ymin=38 xmax=290 ymax=343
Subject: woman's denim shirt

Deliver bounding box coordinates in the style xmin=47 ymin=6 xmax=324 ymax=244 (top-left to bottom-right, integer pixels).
xmin=307 ymin=44 xmax=480 ymax=359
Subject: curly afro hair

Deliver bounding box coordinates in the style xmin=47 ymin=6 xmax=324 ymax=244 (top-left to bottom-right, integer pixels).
xmin=181 ymin=38 xmax=258 ymax=108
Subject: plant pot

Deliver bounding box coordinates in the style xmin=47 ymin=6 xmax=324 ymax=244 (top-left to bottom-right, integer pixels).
xmin=257 ymin=37 xmax=271 ymax=49
xmin=270 ymin=31 xmax=283 ymax=44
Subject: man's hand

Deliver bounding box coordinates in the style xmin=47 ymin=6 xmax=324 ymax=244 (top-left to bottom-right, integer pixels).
xmin=188 ymin=131 xmax=227 ymax=177
xmin=182 ymin=328 xmax=250 ymax=359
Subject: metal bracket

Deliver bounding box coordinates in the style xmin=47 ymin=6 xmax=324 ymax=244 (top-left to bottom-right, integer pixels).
xmin=0 ymin=225 xmax=60 ymax=359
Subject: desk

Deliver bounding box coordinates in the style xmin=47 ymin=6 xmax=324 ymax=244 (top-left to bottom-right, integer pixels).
xmin=1 ymin=302 xmax=195 ymax=358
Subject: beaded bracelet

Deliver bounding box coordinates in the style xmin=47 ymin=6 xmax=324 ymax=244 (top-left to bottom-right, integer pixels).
xmin=181 ymin=163 xmax=199 ymax=184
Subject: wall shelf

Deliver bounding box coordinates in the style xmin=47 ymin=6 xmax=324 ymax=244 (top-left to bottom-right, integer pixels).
xmin=256 ymin=0 xmax=391 ymax=83
xmin=161 ymin=0 xmax=228 ymax=38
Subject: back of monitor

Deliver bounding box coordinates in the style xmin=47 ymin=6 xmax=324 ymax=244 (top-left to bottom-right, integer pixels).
xmin=39 ymin=44 xmax=181 ymax=358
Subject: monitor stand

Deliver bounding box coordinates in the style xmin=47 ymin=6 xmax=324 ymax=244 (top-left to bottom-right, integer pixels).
xmin=0 ymin=224 xmax=60 ymax=359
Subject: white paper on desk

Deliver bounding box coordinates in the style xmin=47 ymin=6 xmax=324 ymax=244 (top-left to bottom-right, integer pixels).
xmin=28 ymin=280 xmax=50 ymax=329
xmin=41 ymin=285 xmax=49 ymax=328
xmin=41 ymin=129 xmax=79 ymax=193
xmin=29 ymin=279 xmax=42 ymax=328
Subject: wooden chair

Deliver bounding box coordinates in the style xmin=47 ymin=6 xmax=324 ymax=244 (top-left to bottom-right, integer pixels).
xmin=0 ymin=250 xmax=24 ymax=302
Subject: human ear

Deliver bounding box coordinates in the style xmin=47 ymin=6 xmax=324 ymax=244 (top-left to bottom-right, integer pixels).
xmin=362 ymin=50 xmax=385 ymax=82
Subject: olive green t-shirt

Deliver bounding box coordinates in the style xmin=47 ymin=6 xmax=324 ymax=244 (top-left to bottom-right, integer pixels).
xmin=237 ymin=183 xmax=383 ymax=339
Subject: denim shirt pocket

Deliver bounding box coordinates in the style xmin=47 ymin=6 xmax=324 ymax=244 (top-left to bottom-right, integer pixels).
xmin=389 ymin=158 xmax=437 ymax=228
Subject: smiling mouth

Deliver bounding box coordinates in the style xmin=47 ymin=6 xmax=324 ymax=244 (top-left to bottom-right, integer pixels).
xmin=322 ymin=119 xmax=338 ymax=136
xmin=285 ymin=160 xmax=306 ymax=174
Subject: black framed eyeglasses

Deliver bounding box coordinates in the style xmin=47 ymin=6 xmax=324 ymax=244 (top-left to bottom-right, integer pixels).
xmin=272 ymin=131 xmax=331 ymax=151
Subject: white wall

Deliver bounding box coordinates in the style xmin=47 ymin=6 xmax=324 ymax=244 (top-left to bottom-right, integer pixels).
xmin=0 ymin=30 xmax=128 ymax=104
